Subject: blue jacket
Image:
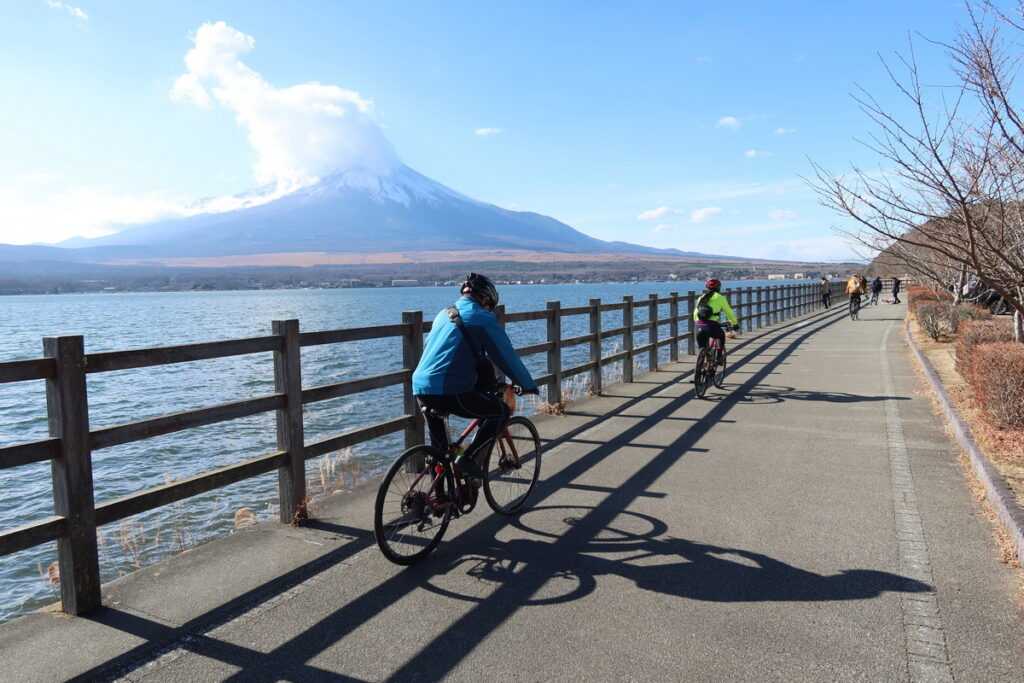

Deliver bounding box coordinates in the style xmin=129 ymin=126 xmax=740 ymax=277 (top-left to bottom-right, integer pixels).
xmin=412 ymin=296 xmax=538 ymax=395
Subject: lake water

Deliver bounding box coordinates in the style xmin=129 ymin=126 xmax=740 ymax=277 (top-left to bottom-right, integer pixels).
xmin=0 ymin=279 xmax=805 ymax=621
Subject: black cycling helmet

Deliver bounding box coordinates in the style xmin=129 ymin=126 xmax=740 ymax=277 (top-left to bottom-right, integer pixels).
xmin=461 ymin=272 xmax=499 ymax=309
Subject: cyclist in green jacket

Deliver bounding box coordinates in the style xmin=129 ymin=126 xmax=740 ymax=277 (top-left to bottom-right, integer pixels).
xmin=693 ymin=278 xmax=739 ymax=360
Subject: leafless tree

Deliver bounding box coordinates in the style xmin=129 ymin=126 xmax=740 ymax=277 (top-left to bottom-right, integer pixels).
xmin=811 ymin=1 xmax=1024 ymax=341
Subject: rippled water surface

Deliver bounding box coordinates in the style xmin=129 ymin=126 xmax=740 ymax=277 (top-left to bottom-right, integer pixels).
xmin=0 ymin=279 xmax=802 ymax=621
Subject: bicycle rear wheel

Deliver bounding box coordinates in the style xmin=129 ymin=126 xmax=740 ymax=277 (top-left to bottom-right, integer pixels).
xmin=484 ymin=416 xmax=542 ymax=514
xmin=694 ymin=349 xmax=710 ymax=398
xmin=374 ymin=445 xmax=453 ymax=565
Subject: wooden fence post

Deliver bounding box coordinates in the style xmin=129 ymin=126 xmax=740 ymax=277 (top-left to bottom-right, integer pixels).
xmin=744 ymin=287 xmax=753 ymax=332
xmin=44 ymin=335 xmax=101 ymax=615
xmin=546 ymin=301 xmax=562 ymax=404
xmin=589 ymin=298 xmax=602 ymax=396
xmin=401 ymin=311 xmax=425 ymax=449
xmin=273 ymin=319 xmax=306 ymax=525
xmin=401 ymin=311 xmax=425 ymax=472
xmin=648 ymin=293 xmax=658 ymax=371
xmin=756 ymin=287 xmax=764 ymax=328
xmin=686 ymin=291 xmax=696 ymax=355
xmin=669 ymin=292 xmax=679 ymax=362
xmin=622 ymin=295 xmax=634 ymax=382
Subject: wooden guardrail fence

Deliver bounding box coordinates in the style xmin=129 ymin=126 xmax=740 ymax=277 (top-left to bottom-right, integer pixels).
xmin=0 ymin=281 xmax=833 ymax=615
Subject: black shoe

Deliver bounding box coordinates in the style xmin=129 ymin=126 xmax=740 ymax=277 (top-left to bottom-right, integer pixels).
xmin=454 ymin=453 xmax=485 ymax=481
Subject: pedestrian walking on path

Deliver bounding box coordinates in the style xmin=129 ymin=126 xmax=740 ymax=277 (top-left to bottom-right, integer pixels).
xmin=890 ymin=276 xmax=901 ymax=304
xmin=820 ymin=276 xmax=832 ymax=309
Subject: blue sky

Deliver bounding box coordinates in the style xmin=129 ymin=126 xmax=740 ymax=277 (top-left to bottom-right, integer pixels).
xmin=1 ymin=1 xmax=975 ymax=260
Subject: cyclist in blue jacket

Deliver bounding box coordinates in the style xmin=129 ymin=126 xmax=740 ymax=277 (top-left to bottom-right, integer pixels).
xmin=413 ymin=273 xmax=539 ymax=479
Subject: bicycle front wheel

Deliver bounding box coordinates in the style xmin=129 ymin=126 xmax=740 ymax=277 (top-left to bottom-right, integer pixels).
xmin=484 ymin=416 xmax=542 ymax=514
xmin=374 ymin=445 xmax=453 ymax=565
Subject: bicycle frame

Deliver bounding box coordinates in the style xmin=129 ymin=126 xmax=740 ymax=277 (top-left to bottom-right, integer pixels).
xmin=411 ymin=414 xmax=524 ymax=516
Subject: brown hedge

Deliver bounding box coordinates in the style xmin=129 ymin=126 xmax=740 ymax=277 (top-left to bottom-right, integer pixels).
xmin=968 ymin=342 xmax=1024 ymax=428
xmin=907 ymin=286 xmax=951 ymax=315
xmin=956 ymin=319 xmax=1015 ymax=376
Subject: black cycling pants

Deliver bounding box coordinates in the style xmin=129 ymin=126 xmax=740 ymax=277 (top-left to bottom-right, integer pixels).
xmin=695 ymin=321 xmax=725 ymax=351
xmin=417 ymin=391 xmax=510 ymax=461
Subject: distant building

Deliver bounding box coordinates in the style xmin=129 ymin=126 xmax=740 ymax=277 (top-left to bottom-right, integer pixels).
xmin=793 ymin=273 xmax=806 ymax=280
xmin=767 ymin=274 xmax=786 ymax=280
xmin=391 ymin=279 xmax=419 ymax=287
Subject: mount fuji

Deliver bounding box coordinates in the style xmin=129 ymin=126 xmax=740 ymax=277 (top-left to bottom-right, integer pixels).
xmin=42 ymin=164 xmax=700 ymax=262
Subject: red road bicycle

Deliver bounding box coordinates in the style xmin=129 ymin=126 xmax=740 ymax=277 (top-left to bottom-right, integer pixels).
xmin=374 ymin=386 xmax=542 ymax=565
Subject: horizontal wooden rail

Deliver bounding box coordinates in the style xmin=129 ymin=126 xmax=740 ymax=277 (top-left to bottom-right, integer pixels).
xmin=299 ymin=324 xmax=409 ymax=347
xmin=94 ymin=451 xmax=287 ymax=526
xmin=563 ymin=361 xmax=598 ymax=378
xmin=87 ymin=336 xmax=282 ymax=374
xmin=561 ymin=333 xmax=596 ymax=348
xmin=304 ymin=415 xmax=413 ymax=460
xmin=0 ymin=515 xmax=67 ymax=557
xmin=301 ymin=370 xmax=409 ymax=405
xmin=503 ymin=310 xmax=550 ymax=323
xmin=559 ymin=305 xmax=592 ymax=316
xmin=0 ymin=438 xmax=60 ymax=470
xmin=600 ymin=326 xmax=628 ymax=340
xmin=90 ymin=394 xmax=284 ymax=450
xmin=603 ymin=349 xmax=630 ymax=364
xmin=599 ymin=302 xmax=627 ymax=312
xmin=0 ymin=358 xmax=55 ymax=384
xmin=515 ymin=341 xmax=555 ymax=357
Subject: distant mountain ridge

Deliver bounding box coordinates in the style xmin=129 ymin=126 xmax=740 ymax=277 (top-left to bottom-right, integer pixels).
xmin=8 ymin=163 xmax=737 ymax=263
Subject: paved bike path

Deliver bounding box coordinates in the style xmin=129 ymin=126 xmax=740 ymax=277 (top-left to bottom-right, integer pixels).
xmin=4 ymin=303 xmax=1021 ymax=681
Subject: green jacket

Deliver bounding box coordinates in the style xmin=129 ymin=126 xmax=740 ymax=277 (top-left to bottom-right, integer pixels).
xmin=693 ymin=291 xmax=739 ymax=326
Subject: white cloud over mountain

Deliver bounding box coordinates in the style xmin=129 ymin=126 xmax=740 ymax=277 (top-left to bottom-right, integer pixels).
xmin=171 ymin=21 xmax=398 ymax=192
xmin=716 ymin=116 xmax=740 ymax=129
xmin=637 ymin=206 xmax=674 ymax=221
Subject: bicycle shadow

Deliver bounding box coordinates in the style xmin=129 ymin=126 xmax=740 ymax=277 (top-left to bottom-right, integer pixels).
xmin=420 ymin=506 xmax=929 ymax=608
xmin=693 ymin=384 xmax=911 ymax=405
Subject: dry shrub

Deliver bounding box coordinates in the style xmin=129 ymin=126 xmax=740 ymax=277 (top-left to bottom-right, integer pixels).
xmin=234 ymin=507 xmax=257 ymax=529
xmin=947 ymin=303 xmax=991 ymax=333
xmin=956 ymin=319 xmax=1015 ymax=376
xmin=907 ymin=286 xmax=951 ymax=315
xmin=969 ymin=342 xmax=1024 ymax=428
xmin=291 ymin=497 xmax=310 ymax=527
xmin=537 ymin=401 xmax=566 ymax=416
xmin=916 ymin=301 xmax=950 ymax=340
xmin=37 ymin=561 xmax=60 ymax=587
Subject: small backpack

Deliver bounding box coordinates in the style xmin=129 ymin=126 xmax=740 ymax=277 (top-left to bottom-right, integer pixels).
xmin=446 ymin=305 xmax=498 ymax=392
xmin=696 ymin=291 xmax=715 ymax=321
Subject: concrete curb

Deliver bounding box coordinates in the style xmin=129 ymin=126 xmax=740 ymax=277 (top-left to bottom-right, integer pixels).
xmin=903 ymin=318 xmax=1024 ymax=565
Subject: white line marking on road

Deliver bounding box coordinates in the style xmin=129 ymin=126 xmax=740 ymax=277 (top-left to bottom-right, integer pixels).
xmin=880 ymin=323 xmax=954 ymax=682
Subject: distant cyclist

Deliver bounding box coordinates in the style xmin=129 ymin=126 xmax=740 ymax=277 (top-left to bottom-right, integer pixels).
xmin=693 ymin=278 xmax=739 ymax=362
xmin=846 ymin=274 xmax=865 ymax=319
xmin=412 ymin=273 xmax=539 ymax=480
